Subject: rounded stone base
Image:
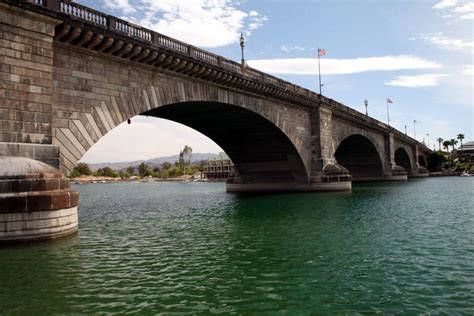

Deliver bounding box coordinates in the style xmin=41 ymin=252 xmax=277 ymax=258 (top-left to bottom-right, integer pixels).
xmin=410 ymin=173 xmax=429 ymax=177
xmin=226 ymin=181 xmax=352 ymax=193
xmin=0 ymin=206 xmax=78 ymax=243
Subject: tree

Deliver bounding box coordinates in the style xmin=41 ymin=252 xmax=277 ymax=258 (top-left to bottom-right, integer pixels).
xmin=437 ymin=138 xmax=443 ymax=151
xmin=161 ymin=162 xmax=172 ymax=170
xmin=457 ymin=133 xmax=465 ymax=149
xmin=94 ymin=168 xmax=104 ymax=177
xmin=138 ymin=162 xmax=152 ymax=177
xmin=168 ymin=166 xmax=181 ymax=177
xmin=427 ymin=150 xmax=446 ymax=172
xmin=442 ymin=140 xmax=451 ymax=152
xmin=74 ymin=162 xmax=91 ymax=175
xmin=126 ymin=165 xmax=135 ymax=175
xmin=69 ymin=169 xmax=81 ymax=178
xmin=120 ymin=171 xmax=131 ymax=179
xmin=102 ymin=166 xmax=117 ymax=177
xmin=180 ymin=145 xmax=192 ymax=176
xmin=450 ymin=139 xmax=458 ymax=152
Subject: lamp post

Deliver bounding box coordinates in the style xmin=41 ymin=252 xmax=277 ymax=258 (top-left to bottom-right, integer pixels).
xmin=239 ymin=33 xmax=245 ymax=65
xmin=426 ymin=133 xmax=430 ymax=148
xmin=413 ymin=120 xmax=417 ymax=140
xmin=364 ymin=99 xmax=368 ymax=115
xmin=405 ymin=125 xmax=407 ymax=135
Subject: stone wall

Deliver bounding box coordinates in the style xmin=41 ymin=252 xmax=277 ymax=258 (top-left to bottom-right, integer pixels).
xmin=0 ymin=4 xmax=60 ymax=145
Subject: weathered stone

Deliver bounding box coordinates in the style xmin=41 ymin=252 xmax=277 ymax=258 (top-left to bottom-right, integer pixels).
xmin=0 ymin=157 xmax=78 ymax=242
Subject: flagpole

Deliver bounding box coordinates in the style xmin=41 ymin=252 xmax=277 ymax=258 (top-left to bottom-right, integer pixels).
xmin=386 ymin=99 xmax=390 ymax=126
xmin=318 ymin=48 xmax=322 ymax=95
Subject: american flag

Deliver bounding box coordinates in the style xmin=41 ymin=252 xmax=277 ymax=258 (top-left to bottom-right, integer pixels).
xmin=387 ymin=98 xmax=393 ymax=104
xmin=318 ymin=48 xmax=326 ymax=57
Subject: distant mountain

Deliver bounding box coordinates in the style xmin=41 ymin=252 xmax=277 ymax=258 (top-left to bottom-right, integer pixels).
xmin=86 ymin=153 xmax=218 ymax=171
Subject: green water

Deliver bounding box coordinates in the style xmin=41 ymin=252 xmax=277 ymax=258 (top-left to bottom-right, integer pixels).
xmin=1 ymin=177 xmax=473 ymax=314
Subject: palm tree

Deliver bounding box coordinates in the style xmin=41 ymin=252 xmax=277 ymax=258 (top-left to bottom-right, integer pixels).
xmin=443 ymin=140 xmax=451 ymax=152
xmin=457 ymin=133 xmax=465 ymax=149
xmin=437 ymin=138 xmax=443 ymax=151
xmin=450 ymin=139 xmax=458 ymax=152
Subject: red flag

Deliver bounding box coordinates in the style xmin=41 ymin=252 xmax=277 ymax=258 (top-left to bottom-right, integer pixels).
xmin=387 ymin=98 xmax=393 ymax=104
xmin=318 ymin=48 xmax=326 ymax=57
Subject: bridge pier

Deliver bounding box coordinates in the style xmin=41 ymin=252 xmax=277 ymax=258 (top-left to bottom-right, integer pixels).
xmin=0 ymin=157 xmax=79 ymax=243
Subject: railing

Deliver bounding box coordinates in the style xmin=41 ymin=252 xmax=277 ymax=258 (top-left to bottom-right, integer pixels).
xmin=246 ymin=68 xmax=263 ymax=80
xmin=60 ymin=1 xmax=107 ymax=26
xmin=221 ymin=59 xmax=242 ymax=73
xmin=154 ymin=34 xmax=188 ymax=54
xmin=264 ymin=74 xmax=280 ymax=86
xmin=193 ymin=49 xmax=219 ymax=65
xmin=116 ymin=19 xmax=152 ymax=41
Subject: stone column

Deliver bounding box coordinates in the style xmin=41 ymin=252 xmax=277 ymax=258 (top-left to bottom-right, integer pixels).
xmin=384 ymin=132 xmax=407 ymax=180
xmin=309 ymin=104 xmax=351 ymax=191
xmin=0 ymin=2 xmax=62 ymax=167
xmin=413 ymin=145 xmax=429 ymax=177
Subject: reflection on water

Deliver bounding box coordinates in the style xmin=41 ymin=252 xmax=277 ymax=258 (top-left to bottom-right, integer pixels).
xmin=1 ymin=178 xmax=473 ymax=314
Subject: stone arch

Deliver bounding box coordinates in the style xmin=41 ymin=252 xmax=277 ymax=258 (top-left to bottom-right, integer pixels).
xmin=334 ymin=134 xmax=384 ymax=181
xmin=395 ymin=147 xmax=412 ymax=173
xmin=418 ymin=155 xmax=427 ymax=168
xmin=52 ymin=46 xmax=312 ymax=178
xmin=144 ymin=101 xmax=309 ymax=184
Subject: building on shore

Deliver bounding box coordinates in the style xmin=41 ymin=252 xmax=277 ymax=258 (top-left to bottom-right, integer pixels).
xmin=459 ymin=141 xmax=474 ymax=158
xmin=203 ymin=152 xmax=235 ymax=180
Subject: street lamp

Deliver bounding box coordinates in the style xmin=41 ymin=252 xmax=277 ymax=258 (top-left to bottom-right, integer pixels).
xmin=240 ymin=33 xmax=245 ymax=65
xmin=413 ymin=120 xmax=417 ymax=140
xmin=426 ymin=133 xmax=430 ymax=148
xmin=364 ymin=99 xmax=368 ymax=115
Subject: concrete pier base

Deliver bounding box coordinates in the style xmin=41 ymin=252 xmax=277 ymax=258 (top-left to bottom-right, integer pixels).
xmin=226 ymin=180 xmax=352 ymax=193
xmin=0 ymin=157 xmax=79 ymax=243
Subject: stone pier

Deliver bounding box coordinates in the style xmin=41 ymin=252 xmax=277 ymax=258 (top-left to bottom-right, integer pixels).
xmin=0 ymin=157 xmax=78 ymax=242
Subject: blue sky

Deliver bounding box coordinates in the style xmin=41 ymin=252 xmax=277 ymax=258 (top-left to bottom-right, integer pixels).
xmin=78 ymin=0 xmax=473 ymax=163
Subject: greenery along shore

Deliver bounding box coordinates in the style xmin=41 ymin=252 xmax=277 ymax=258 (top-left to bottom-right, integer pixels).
xmin=69 ymin=136 xmax=473 ymax=181
xmin=69 ymin=145 xmax=204 ymax=180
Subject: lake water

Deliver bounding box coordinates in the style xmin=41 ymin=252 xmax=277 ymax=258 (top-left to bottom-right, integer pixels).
xmin=1 ymin=178 xmax=473 ymax=314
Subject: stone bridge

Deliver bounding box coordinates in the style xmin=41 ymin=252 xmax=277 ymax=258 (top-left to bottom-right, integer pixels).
xmin=0 ymin=0 xmax=430 ymax=193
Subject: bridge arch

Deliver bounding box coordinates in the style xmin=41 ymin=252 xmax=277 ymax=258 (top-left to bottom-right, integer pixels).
xmin=395 ymin=147 xmax=412 ymax=173
xmin=418 ymin=155 xmax=427 ymax=168
xmin=143 ymin=101 xmax=309 ymax=184
xmin=334 ymin=134 xmax=384 ymax=181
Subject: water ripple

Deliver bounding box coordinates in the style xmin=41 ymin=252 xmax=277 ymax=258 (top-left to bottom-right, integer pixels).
xmin=0 ymin=179 xmax=473 ymax=314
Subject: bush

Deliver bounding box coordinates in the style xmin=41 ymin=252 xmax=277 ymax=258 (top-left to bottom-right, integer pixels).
xmin=428 ymin=151 xmax=446 ymax=172
xmin=69 ymin=169 xmax=81 ymax=178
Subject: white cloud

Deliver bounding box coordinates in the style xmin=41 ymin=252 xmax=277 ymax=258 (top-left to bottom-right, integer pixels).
xmin=106 ymin=0 xmax=267 ymax=48
xmin=81 ymin=116 xmax=222 ymax=163
xmin=385 ymin=74 xmax=448 ymax=88
xmin=452 ymin=2 xmax=474 ymax=13
xmin=281 ymin=45 xmax=305 ymax=53
xmin=422 ymin=33 xmax=474 ymax=50
xmin=460 ymin=12 xmax=474 ymax=18
xmin=433 ymin=0 xmax=457 ymax=9
xmin=247 ymin=55 xmax=442 ymax=75
xmin=104 ymin=0 xmax=136 ymax=13
xmin=462 ymin=65 xmax=474 ymax=75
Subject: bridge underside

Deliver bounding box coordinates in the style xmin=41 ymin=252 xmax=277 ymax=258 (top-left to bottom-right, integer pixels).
xmin=335 ymin=135 xmax=385 ymax=182
xmin=144 ymin=102 xmax=313 ymax=192
xmin=395 ymin=148 xmax=412 ymax=174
